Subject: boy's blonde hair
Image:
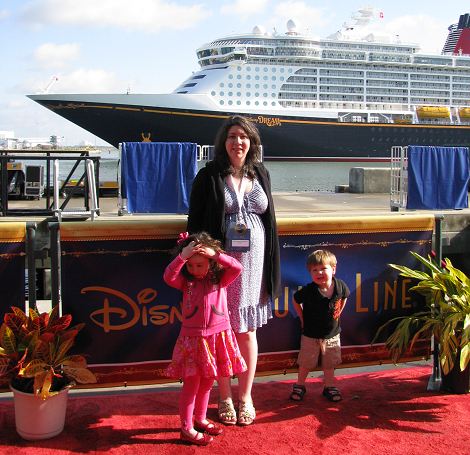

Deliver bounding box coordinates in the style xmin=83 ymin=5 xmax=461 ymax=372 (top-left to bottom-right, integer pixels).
xmin=306 ymin=249 xmax=337 ymax=268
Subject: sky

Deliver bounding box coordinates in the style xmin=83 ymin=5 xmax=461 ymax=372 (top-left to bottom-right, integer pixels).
xmin=1 ymin=0 xmax=469 ymax=146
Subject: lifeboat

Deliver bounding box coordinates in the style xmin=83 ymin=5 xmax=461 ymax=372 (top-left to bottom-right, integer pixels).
xmin=459 ymin=107 xmax=470 ymax=118
xmin=416 ymin=106 xmax=450 ymax=118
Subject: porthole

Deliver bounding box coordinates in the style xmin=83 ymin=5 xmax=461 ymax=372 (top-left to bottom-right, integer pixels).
xmin=211 ymin=91 xmax=216 ymax=96
xmin=228 ymin=83 xmax=233 ymax=88
xmin=219 ymin=91 xmax=224 ymax=96
xmin=220 ymin=100 xmax=225 ymax=105
xmin=228 ymin=100 xmax=233 ymax=105
xmin=246 ymin=101 xmax=251 ymax=105
xmin=219 ymin=83 xmax=224 ymax=87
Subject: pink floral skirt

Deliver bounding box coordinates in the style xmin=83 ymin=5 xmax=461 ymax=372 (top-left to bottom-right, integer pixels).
xmin=166 ymin=329 xmax=247 ymax=379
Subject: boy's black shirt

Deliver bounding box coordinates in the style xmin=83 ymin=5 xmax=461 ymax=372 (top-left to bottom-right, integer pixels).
xmin=294 ymin=277 xmax=350 ymax=339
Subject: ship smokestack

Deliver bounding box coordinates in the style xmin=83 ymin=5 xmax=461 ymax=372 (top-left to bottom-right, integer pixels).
xmin=442 ymin=13 xmax=470 ymax=55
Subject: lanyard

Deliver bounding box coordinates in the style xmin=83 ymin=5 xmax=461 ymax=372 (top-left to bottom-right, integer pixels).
xmin=229 ymin=174 xmax=248 ymax=213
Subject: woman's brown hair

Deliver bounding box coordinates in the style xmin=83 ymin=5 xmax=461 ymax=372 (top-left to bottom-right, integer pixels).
xmin=213 ymin=115 xmax=262 ymax=178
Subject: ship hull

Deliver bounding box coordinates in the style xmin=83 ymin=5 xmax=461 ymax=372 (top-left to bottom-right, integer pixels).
xmin=29 ymin=97 xmax=470 ymax=162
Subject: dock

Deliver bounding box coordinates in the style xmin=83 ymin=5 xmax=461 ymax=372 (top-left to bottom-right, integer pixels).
xmin=3 ymin=190 xmax=470 ymax=259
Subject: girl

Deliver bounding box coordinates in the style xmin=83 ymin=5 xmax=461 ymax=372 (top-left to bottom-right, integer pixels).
xmin=164 ymin=231 xmax=247 ymax=446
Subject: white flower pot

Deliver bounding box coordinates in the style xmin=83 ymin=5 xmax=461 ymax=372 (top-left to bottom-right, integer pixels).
xmin=11 ymin=386 xmax=69 ymax=440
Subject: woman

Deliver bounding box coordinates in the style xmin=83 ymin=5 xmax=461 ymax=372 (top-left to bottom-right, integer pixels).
xmin=187 ymin=115 xmax=281 ymax=426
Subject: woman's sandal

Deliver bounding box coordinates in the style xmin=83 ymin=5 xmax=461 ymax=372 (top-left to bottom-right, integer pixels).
xmin=218 ymin=398 xmax=237 ymax=425
xmin=290 ymin=384 xmax=306 ymax=401
xmin=180 ymin=429 xmax=213 ymax=446
xmin=194 ymin=420 xmax=224 ymax=436
xmin=322 ymin=386 xmax=342 ymax=402
xmin=238 ymin=400 xmax=256 ymax=426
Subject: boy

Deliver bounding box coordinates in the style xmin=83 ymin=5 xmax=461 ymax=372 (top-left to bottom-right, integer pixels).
xmin=290 ymin=249 xmax=350 ymax=402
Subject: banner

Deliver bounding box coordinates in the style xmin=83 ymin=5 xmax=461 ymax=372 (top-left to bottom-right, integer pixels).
xmin=60 ymin=215 xmax=434 ymax=386
xmin=0 ymin=222 xmax=26 ymax=315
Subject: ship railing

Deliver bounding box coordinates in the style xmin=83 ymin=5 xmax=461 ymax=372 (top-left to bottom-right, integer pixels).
xmin=197 ymin=145 xmax=214 ymax=161
xmin=390 ymin=146 xmax=408 ymax=211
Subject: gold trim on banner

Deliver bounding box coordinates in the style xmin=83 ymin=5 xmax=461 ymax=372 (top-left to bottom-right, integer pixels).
xmin=60 ymin=219 xmax=187 ymax=241
xmin=277 ymin=214 xmax=434 ymax=235
xmin=281 ymin=237 xmax=431 ymax=251
xmin=59 ymin=215 xmax=434 ymax=241
xmin=0 ymin=222 xmax=27 ymax=242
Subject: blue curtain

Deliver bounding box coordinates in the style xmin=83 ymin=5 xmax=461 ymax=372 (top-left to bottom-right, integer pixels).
xmin=407 ymin=145 xmax=469 ymax=210
xmin=121 ymin=142 xmax=197 ymax=213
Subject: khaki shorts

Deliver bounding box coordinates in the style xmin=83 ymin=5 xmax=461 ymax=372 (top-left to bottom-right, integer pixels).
xmin=297 ymin=334 xmax=342 ymax=370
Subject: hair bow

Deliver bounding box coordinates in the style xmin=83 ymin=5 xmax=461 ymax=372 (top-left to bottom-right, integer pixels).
xmin=177 ymin=232 xmax=190 ymax=244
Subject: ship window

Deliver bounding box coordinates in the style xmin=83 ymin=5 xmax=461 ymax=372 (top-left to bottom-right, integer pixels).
xmin=272 ymin=102 xmax=276 ymax=105
xmin=246 ymin=101 xmax=251 ymax=105
xmin=220 ymin=91 xmax=224 ymax=96
xmin=255 ymin=92 xmax=259 ymax=97
xmin=263 ymin=76 xmax=268 ymax=80
xmin=264 ymin=67 xmax=268 ymax=72
xmin=237 ymin=92 xmax=241 ymax=96
xmin=246 ymin=84 xmax=251 ymax=88
xmin=272 ymin=68 xmax=276 ymax=73
xmin=255 ymin=67 xmax=260 ymax=72
xmin=183 ymin=83 xmax=197 ymax=87
xmin=228 ymin=100 xmax=233 ymax=105
xmin=280 ymin=68 xmax=284 ymax=73
xmin=255 ymin=76 xmax=260 ymax=80
xmin=263 ymin=93 xmax=268 ymax=97
xmin=219 ymin=83 xmax=224 ymax=87
xmin=237 ymin=101 xmax=241 ymax=105
xmin=211 ymin=91 xmax=216 ymax=96
xmin=228 ymin=92 xmax=233 ymax=96
xmin=247 ymin=92 xmax=251 ymax=97
xmin=177 ymin=91 xmax=188 ymax=94
xmin=263 ymin=84 xmax=268 ymax=89
xmin=255 ymin=101 xmax=259 ymax=105
xmin=263 ymin=101 xmax=268 ymax=106
xmin=272 ymin=85 xmax=276 ymax=89
xmin=220 ymin=100 xmax=225 ymax=105
xmin=237 ymin=75 xmax=242 ymax=79
xmin=229 ymin=75 xmax=233 ymax=79
xmin=247 ymin=75 xmax=251 ymax=80
xmin=272 ymin=77 xmax=276 ymax=81
xmin=192 ymin=75 xmax=206 ymax=79
xmin=237 ymin=66 xmax=242 ymax=71
xmin=237 ymin=83 xmax=241 ymax=88
xmin=228 ymin=83 xmax=233 ymax=88
xmin=247 ymin=67 xmax=251 ymax=71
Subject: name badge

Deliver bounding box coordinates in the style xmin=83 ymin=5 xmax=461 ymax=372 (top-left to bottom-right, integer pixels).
xmin=225 ymin=222 xmax=251 ymax=252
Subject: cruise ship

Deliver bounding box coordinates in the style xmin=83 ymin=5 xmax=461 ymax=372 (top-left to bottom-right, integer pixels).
xmin=29 ymin=8 xmax=470 ymax=162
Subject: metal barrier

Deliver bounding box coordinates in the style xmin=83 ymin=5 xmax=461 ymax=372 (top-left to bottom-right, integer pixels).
xmin=390 ymin=146 xmax=408 ymax=211
xmin=0 ymin=151 xmax=100 ymax=218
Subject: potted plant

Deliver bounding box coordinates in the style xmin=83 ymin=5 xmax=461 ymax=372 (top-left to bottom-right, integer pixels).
xmin=374 ymin=251 xmax=470 ymax=394
xmin=0 ymin=305 xmax=97 ymax=440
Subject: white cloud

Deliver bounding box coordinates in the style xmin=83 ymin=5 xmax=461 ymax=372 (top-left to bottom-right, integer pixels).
xmin=51 ymin=69 xmax=124 ymax=93
xmin=270 ymin=1 xmax=326 ymax=35
xmin=18 ymin=69 xmax=124 ymax=95
xmin=34 ymin=43 xmax=80 ymax=69
xmin=383 ymin=15 xmax=448 ymax=54
xmin=220 ymin=0 xmax=269 ymax=15
xmin=0 ymin=9 xmax=9 ymax=21
xmin=21 ymin=0 xmax=209 ymax=32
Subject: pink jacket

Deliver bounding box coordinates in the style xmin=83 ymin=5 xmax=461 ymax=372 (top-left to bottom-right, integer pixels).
xmin=163 ymin=253 xmax=242 ymax=337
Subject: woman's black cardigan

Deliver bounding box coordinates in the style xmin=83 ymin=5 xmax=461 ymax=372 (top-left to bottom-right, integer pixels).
xmin=187 ymin=160 xmax=281 ymax=300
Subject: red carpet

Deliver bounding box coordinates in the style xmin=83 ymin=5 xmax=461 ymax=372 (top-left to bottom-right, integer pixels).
xmin=0 ymin=365 xmax=469 ymax=455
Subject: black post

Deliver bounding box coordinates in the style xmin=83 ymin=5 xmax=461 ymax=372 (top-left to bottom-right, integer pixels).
xmin=49 ymin=222 xmax=62 ymax=315
xmin=26 ymin=222 xmax=37 ymax=311
xmin=428 ymin=214 xmax=443 ymax=391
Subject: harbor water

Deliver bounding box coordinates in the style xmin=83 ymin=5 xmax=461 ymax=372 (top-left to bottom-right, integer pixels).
xmin=26 ymin=148 xmax=388 ymax=193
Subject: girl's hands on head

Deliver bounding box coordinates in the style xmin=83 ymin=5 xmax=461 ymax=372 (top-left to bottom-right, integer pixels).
xmin=180 ymin=241 xmax=198 ymax=260
xmin=197 ymin=245 xmax=217 ymax=258
xmin=181 ymin=242 xmax=217 ymax=260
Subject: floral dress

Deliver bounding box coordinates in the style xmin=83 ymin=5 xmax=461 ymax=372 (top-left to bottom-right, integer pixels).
xmin=224 ymin=179 xmax=272 ymax=333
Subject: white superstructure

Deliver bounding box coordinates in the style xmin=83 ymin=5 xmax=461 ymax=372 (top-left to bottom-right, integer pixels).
xmin=173 ymin=7 xmax=470 ymax=126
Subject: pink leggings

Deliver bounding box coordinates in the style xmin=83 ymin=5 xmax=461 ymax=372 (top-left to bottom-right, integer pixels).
xmin=180 ymin=375 xmax=214 ymax=430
